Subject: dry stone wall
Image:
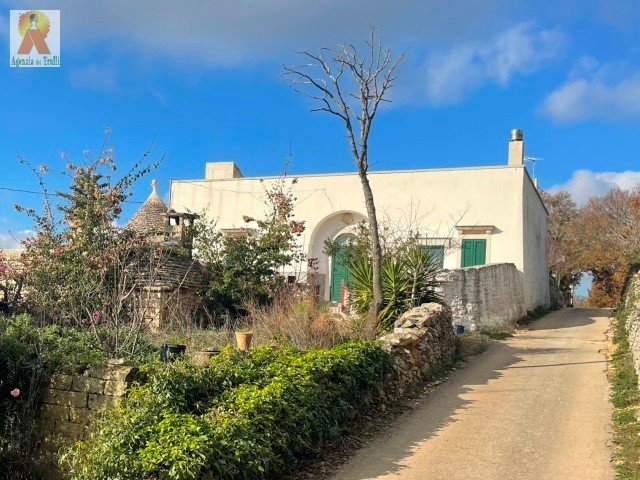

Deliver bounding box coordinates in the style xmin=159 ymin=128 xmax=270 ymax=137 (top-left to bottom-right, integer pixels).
xmin=436 ymin=263 xmax=526 ymax=331
xmin=624 ymin=272 xmax=640 ymax=381
xmin=377 ymin=303 xmax=457 ymax=400
xmin=37 ymin=364 xmax=142 ymax=478
xmin=32 ymin=305 xmax=458 ymax=478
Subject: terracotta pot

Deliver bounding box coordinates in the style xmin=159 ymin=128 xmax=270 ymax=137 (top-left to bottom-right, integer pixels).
xmin=235 ymin=332 xmax=253 ymax=352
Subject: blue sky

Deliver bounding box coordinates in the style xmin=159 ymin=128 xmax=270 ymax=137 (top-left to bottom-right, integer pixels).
xmin=1 ymin=0 xmax=640 ymax=252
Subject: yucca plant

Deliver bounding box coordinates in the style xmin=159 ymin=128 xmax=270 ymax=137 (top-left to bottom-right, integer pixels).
xmin=405 ymin=246 xmax=442 ymax=307
xmin=378 ymin=257 xmax=412 ymax=331
xmin=347 ymin=255 xmax=374 ymax=317
xmin=347 ymin=246 xmax=441 ymax=332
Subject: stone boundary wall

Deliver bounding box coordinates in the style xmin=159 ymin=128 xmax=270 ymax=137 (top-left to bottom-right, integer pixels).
xmin=436 ymin=263 xmax=526 ymax=331
xmin=37 ymin=365 xmax=142 ymax=478
xmin=624 ymin=272 xmax=640 ymax=382
xmin=31 ymin=305 xmax=458 ymax=478
xmin=377 ymin=303 xmax=457 ymax=400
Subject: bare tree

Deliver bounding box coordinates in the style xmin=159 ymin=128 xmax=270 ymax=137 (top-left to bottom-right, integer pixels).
xmin=284 ymin=28 xmax=404 ymax=333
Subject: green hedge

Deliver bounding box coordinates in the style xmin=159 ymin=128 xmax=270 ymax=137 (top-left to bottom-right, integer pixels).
xmin=64 ymin=341 xmax=391 ymax=480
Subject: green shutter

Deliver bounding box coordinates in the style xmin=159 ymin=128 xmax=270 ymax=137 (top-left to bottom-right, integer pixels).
xmin=424 ymin=245 xmax=445 ymax=268
xmin=461 ymin=239 xmax=486 ymax=267
xmin=474 ymin=239 xmax=486 ymax=265
xmin=461 ymin=240 xmax=474 ymax=267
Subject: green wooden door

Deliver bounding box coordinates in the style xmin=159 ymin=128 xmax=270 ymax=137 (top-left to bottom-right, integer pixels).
xmin=330 ymin=234 xmax=352 ymax=302
xmin=461 ymin=239 xmax=486 ymax=267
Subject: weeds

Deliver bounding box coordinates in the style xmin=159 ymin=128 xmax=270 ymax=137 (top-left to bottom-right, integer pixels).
xmin=479 ymin=327 xmax=514 ymax=340
xmin=518 ymin=305 xmax=552 ymax=325
xmin=609 ymin=305 xmax=640 ymax=479
xmin=455 ymin=335 xmax=489 ymax=360
xmin=150 ymin=289 xmax=359 ymax=354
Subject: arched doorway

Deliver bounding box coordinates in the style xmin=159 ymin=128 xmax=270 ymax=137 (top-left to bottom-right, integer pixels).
xmin=306 ymin=210 xmax=367 ymax=301
xmin=329 ymin=233 xmax=355 ymax=302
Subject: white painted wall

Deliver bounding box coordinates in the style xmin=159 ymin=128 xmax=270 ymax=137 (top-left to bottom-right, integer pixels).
xmin=522 ymin=171 xmax=551 ymax=309
xmin=170 ymin=163 xmax=549 ymax=309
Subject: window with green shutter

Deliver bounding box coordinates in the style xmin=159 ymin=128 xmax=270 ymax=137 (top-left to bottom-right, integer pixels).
xmin=461 ymin=239 xmax=486 ymax=267
xmin=424 ymin=244 xmax=445 ymax=268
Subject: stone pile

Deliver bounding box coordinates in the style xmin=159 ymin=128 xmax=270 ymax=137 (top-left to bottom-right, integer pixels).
xmin=378 ymin=302 xmax=457 ymax=399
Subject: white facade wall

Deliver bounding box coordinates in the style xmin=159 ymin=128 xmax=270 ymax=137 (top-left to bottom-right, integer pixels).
xmin=522 ymin=172 xmax=551 ymax=309
xmin=170 ymin=163 xmax=549 ymax=310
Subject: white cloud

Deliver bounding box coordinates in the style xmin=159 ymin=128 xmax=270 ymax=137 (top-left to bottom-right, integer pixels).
xmin=69 ymin=64 xmax=118 ymax=93
xmin=0 ymin=230 xmax=34 ymax=249
xmin=541 ymin=61 xmax=640 ymax=122
xmin=422 ymin=24 xmax=563 ymax=105
xmin=547 ymin=170 xmax=640 ymax=205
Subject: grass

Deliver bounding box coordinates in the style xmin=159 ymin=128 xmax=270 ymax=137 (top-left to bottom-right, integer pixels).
xmin=609 ymin=301 xmax=640 ymax=479
xmin=455 ymin=334 xmax=489 ymax=359
xmin=517 ymin=305 xmax=553 ymax=325
xmin=478 ymin=327 xmax=514 ymax=340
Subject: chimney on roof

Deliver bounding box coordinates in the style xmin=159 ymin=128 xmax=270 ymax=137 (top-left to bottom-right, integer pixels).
xmin=508 ymin=129 xmax=524 ymax=166
xmin=205 ymin=162 xmax=244 ymax=180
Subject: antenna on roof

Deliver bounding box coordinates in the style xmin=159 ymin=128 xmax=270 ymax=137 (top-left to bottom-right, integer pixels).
xmin=524 ymin=156 xmax=542 ymax=189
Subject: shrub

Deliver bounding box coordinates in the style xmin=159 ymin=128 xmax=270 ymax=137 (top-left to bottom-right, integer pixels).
xmin=64 ymin=342 xmax=391 ymax=480
xmin=244 ymin=289 xmax=352 ymax=349
xmin=348 ymin=247 xmax=441 ymax=331
xmin=194 ymin=176 xmax=307 ymax=317
xmin=0 ymin=314 xmax=108 ymax=478
xmin=151 ymin=289 xmax=354 ymax=353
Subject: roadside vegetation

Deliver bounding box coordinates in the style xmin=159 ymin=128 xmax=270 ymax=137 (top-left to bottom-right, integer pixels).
xmin=610 ymin=288 xmax=640 ymax=479
xmin=0 ymin=315 xmax=112 ymax=476
xmin=63 ymin=342 xmax=391 ymax=480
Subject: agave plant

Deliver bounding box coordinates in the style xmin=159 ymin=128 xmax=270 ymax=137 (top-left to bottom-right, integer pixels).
xmin=378 ymin=257 xmax=412 ymax=331
xmin=347 ymin=246 xmax=442 ymax=332
xmin=405 ymin=246 xmax=442 ymax=307
xmin=346 ymin=254 xmax=373 ymax=317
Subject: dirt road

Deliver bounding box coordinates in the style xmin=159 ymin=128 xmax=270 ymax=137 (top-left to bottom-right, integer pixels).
xmin=331 ymin=308 xmax=614 ymax=480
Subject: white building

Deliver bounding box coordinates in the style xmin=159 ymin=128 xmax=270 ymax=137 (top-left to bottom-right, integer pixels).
xmin=169 ymin=129 xmax=550 ymax=311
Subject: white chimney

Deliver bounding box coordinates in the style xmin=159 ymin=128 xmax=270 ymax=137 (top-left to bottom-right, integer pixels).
xmin=508 ymin=129 xmax=524 ymax=166
xmin=205 ymin=161 xmax=244 ymax=180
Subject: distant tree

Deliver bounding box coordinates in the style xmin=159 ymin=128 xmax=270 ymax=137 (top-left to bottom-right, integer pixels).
xmin=571 ymin=187 xmax=640 ymax=306
xmin=540 ymin=190 xmax=581 ymax=300
xmin=284 ymin=29 xmax=403 ymax=334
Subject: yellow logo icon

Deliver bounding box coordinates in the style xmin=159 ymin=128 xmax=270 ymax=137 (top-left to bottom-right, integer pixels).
xmin=17 ymin=10 xmax=51 ymax=55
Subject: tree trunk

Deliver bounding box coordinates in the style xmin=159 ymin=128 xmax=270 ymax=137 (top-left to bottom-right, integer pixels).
xmin=357 ymin=166 xmax=383 ymax=337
